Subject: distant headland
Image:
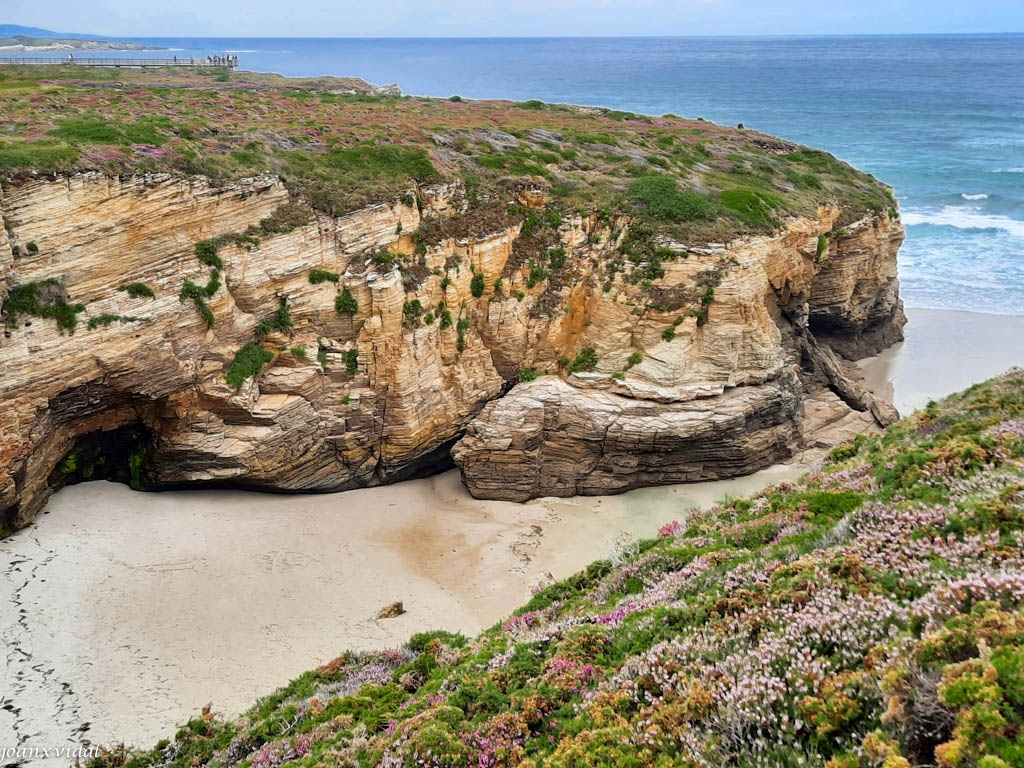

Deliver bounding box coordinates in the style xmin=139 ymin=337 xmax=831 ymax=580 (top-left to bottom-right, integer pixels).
xmin=0 ymin=24 xmax=164 ymax=52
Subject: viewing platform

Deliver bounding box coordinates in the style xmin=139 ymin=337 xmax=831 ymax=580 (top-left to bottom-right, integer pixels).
xmin=0 ymin=56 xmax=239 ymax=69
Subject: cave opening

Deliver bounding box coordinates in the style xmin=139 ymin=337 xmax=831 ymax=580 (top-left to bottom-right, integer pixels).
xmin=47 ymin=422 xmax=158 ymax=493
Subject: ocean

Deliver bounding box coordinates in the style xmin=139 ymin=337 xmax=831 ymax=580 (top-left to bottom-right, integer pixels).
xmin=7 ymin=35 xmax=1024 ymax=314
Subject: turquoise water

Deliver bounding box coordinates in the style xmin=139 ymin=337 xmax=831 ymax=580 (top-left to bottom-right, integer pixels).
xmin=10 ymin=35 xmax=1024 ymax=314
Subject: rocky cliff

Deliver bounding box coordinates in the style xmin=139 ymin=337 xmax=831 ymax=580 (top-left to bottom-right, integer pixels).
xmin=0 ymin=71 xmax=905 ymax=533
xmin=0 ymin=173 xmax=902 ymax=531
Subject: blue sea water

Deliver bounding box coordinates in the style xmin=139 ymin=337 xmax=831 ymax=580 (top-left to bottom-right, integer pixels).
xmin=8 ymin=35 xmax=1024 ymax=314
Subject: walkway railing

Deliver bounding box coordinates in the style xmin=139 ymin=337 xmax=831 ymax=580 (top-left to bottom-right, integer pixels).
xmin=0 ymin=57 xmax=238 ymax=69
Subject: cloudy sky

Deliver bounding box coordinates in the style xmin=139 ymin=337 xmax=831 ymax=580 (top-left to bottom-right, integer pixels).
xmin=6 ymin=0 xmax=1023 ymax=37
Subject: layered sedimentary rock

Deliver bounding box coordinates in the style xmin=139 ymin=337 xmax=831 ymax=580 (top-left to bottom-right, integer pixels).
xmin=0 ymin=172 xmax=903 ymax=531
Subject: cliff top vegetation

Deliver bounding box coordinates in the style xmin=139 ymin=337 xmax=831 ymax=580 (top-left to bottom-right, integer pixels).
xmin=0 ymin=66 xmax=894 ymax=241
xmin=89 ymin=369 xmax=1024 ymax=768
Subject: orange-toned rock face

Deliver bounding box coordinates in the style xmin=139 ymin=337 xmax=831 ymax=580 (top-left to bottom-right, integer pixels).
xmin=0 ymin=173 xmax=903 ymax=533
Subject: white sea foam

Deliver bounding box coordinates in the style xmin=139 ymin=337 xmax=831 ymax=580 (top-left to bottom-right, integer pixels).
xmin=961 ymin=193 xmax=989 ymax=201
xmin=991 ymin=167 xmax=1024 ymax=174
xmin=903 ymin=206 xmax=1024 ymax=238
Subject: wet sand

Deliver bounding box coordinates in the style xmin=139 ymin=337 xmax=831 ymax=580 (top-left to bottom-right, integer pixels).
xmin=859 ymin=308 xmax=1024 ymax=416
xmin=2 ymin=306 xmax=1021 ymax=759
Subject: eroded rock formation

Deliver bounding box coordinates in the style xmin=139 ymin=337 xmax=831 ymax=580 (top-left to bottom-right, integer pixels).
xmin=0 ymin=172 xmax=903 ymax=531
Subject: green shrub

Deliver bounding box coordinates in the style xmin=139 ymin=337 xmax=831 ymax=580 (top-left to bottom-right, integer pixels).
xmin=662 ymin=326 xmax=676 ymax=342
xmin=403 ymin=299 xmax=423 ymax=324
xmin=527 ymin=264 xmax=549 ymax=288
xmin=290 ymin=345 xmax=307 ymax=358
xmin=519 ymin=368 xmax=538 ymax=382
xmin=493 ymin=278 xmax=504 ymax=294
xmin=630 ymin=174 xmax=715 ymax=222
xmin=470 ymin=272 xmax=485 ymax=298
xmin=309 ymin=268 xmax=340 ymax=284
xmin=255 ymin=300 xmax=293 ymax=338
xmin=568 ymin=347 xmax=598 ymax=373
xmin=1 ymin=278 xmax=84 ymax=334
xmin=179 ymin=270 xmax=221 ymax=328
xmin=424 ymin=312 xmax=435 ymax=325
xmin=625 ymin=351 xmax=643 ymax=369
xmin=26 ymin=241 xmax=38 ymax=253
xmin=549 ymin=245 xmax=567 ymax=269
xmin=439 ymin=308 xmax=453 ymax=329
xmin=335 ymin=288 xmax=359 ymax=315
xmin=225 ymin=342 xmax=274 ymax=388
xmin=117 ymin=282 xmax=155 ymax=299
xmin=194 ymin=240 xmax=223 ymax=268
xmin=343 ymin=348 xmax=359 ymax=375
xmin=816 ymin=234 xmax=829 ymax=258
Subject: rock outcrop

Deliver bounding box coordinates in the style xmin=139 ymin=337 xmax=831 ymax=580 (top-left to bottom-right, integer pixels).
xmin=0 ymin=170 xmax=903 ymax=533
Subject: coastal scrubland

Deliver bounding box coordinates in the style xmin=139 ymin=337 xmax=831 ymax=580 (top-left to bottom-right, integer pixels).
xmin=88 ymin=369 xmax=1024 ymax=768
xmin=0 ymin=66 xmax=893 ymax=241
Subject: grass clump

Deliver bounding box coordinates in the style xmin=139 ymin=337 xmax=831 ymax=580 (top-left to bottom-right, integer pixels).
xmin=308 ymin=268 xmax=340 ymax=284
xmin=1 ymin=278 xmax=84 ymax=334
xmin=567 ymin=346 xmax=598 ymax=373
xmin=194 ymin=240 xmax=223 ymax=269
xmin=224 ymin=342 xmax=274 ymax=388
xmin=719 ymin=188 xmax=784 ymax=229
xmin=117 ymin=282 xmax=155 ymax=299
xmin=518 ymin=368 xmax=538 ymax=382
xmin=86 ymin=313 xmax=146 ymax=330
xmin=179 ymin=270 xmax=221 ymax=328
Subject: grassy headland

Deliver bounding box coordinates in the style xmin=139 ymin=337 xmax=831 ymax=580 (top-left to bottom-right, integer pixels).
xmin=0 ymin=66 xmax=894 ymax=242
xmin=88 ymin=369 xmax=1024 ymax=768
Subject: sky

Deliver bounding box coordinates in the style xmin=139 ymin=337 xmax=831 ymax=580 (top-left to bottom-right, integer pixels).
xmin=4 ymin=0 xmax=1024 ymax=38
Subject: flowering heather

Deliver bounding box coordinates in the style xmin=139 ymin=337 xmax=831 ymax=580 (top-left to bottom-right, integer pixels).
xmin=91 ymin=370 xmax=1024 ymax=768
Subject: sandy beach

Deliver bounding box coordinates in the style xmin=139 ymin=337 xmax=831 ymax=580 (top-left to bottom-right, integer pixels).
xmin=1 ymin=306 xmax=1022 ymax=758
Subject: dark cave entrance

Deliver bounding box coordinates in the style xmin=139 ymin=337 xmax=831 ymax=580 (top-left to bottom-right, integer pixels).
xmin=47 ymin=422 xmax=157 ymax=493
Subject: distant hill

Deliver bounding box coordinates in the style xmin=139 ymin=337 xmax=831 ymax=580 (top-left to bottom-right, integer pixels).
xmin=0 ymin=24 xmax=107 ymax=40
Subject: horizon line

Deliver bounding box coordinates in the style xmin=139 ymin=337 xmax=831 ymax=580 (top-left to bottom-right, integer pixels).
xmin=5 ymin=27 xmax=1024 ymax=40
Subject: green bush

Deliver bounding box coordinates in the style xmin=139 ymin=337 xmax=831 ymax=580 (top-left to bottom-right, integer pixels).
xmin=343 ymin=348 xmax=359 ymax=375
xmin=630 ymin=174 xmax=715 ymax=222
xmin=225 ymin=342 xmax=274 ymax=388
xmin=470 ymin=272 xmax=485 ymax=298
xmin=26 ymin=241 xmax=38 ymax=253
xmin=290 ymin=345 xmax=307 ymax=358
xmin=335 ymin=288 xmax=359 ymax=316
xmin=440 ymin=307 xmax=453 ymax=329
xmin=255 ymin=300 xmax=293 ymax=338
xmin=403 ymin=299 xmax=423 ymax=324
xmin=309 ymin=268 xmax=340 ymax=284
xmin=568 ymin=347 xmax=598 ymax=373
xmin=625 ymin=351 xmax=643 ymax=369
xmin=519 ymin=368 xmax=538 ymax=382
xmin=527 ymin=264 xmax=549 ymax=288
xmin=117 ymin=282 xmax=155 ymax=299
xmin=549 ymin=245 xmax=567 ymax=269
xmin=194 ymin=240 xmax=223 ymax=268
xmin=816 ymin=234 xmax=829 ymax=258
xmin=1 ymin=278 xmax=84 ymax=334
xmin=662 ymin=326 xmax=676 ymax=342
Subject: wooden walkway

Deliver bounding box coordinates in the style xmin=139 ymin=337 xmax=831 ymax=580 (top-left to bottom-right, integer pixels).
xmin=0 ymin=57 xmax=238 ymax=69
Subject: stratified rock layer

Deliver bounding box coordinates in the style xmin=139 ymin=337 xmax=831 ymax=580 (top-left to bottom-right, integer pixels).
xmin=0 ymin=173 xmax=904 ymax=531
